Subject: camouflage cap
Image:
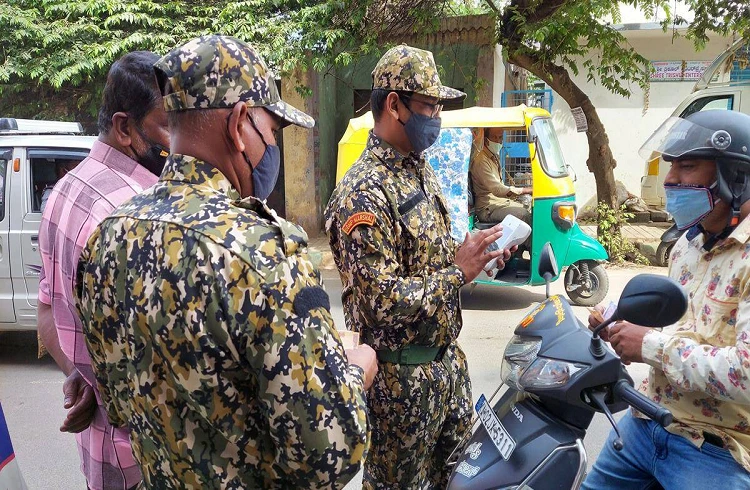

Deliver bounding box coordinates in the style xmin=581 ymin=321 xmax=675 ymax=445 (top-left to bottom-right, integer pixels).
xmin=154 ymin=35 xmax=314 ymax=128
xmin=372 ymin=44 xmax=466 ymax=101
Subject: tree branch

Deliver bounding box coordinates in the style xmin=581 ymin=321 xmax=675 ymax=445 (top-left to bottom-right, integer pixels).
xmin=482 ymin=0 xmax=499 ymax=14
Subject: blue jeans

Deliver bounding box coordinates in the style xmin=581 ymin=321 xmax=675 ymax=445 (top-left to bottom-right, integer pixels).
xmin=582 ymin=413 xmax=750 ymax=489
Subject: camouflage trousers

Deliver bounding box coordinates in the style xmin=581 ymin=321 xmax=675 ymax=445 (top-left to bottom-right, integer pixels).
xmin=363 ymin=342 xmax=473 ymax=489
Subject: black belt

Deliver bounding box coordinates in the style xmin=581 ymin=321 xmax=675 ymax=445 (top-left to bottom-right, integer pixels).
xmin=376 ymin=344 xmax=450 ymax=365
xmin=703 ymin=431 xmax=725 ymax=448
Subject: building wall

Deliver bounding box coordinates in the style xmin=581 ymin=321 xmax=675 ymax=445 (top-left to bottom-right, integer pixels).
xmin=549 ymin=28 xmax=733 ymax=207
xmin=281 ymin=68 xmax=319 ymax=234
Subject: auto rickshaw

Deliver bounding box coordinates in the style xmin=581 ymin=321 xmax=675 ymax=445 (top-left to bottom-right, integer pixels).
xmin=336 ymin=105 xmax=609 ymax=306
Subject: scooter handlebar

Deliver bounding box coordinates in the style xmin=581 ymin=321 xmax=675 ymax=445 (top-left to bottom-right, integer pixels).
xmin=614 ymin=380 xmax=673 ymax=428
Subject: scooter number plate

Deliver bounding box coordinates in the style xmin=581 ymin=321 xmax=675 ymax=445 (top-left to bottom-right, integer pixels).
xmin=476 ymin=394 xmax=516 ymax=460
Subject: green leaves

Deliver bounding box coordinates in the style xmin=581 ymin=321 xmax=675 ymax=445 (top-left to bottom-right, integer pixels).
xmin=0 ymin=0 xmax=460 ymax=127
xmin=596 ymin=202 xmax=650 ymax=265
xmin=495 ymin=0 xmax=671 ymax=100
xmin=4 ymin=0 xmax=743 ymax=132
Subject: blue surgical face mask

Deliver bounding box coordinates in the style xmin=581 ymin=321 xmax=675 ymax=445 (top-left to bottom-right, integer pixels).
xmin=398 ymin=105 xmax=441 ymax=154
xmin=664 ymin=183 xmax=715 ymax=230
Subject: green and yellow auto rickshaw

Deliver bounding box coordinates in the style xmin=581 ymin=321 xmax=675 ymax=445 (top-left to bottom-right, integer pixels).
xmin=336 ymin=105 xmax=609 ymax=306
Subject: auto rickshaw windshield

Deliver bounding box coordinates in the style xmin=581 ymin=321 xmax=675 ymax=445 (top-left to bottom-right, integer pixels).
xmin=532 ymin=118 xmax=568 ymax=178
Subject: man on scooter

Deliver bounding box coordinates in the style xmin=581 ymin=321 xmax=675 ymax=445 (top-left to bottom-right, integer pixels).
xmin=584 ymin=110 xmax=750 ymax=488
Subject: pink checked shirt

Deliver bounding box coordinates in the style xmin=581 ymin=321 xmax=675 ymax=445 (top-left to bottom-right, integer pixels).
xmin=38 ymin=141 xmax=158 ymax=490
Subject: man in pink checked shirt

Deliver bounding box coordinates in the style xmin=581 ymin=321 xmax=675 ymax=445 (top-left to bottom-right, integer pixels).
xmin=37 ymin=51 xmax=169 ymax=490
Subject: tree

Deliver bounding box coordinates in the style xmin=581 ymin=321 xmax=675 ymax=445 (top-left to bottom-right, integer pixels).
xmin=0 ymin=1 xmax=218 ymax=126
xmin=481 ymin=0 xmax=750 ymax=240
xmin=3 ymin=1 xmax=748 ymax=229
xmin=484 ymin=0 xmax=665 ymax=238
xmin=0 ymin=0 xmax=452 ymax=130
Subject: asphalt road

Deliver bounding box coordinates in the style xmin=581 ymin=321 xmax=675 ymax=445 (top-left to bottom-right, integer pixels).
xmin=0 ymin=264 xmax=662 ymax=489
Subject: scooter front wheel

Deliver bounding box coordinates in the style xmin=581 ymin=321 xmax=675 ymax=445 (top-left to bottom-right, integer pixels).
xmin=564 ymin=260 xmax=609 ymax=307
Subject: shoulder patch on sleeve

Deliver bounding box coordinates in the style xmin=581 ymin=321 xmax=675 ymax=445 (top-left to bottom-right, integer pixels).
xmin=293 ymin=286 xmax=331 ymax=317
xmin=342 ymin=212 xmax=377 ymax=235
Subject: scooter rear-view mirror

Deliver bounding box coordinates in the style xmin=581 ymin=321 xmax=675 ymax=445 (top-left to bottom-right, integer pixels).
xmin=538 ymin=243 xmax=559 ymax=298
xmin=590 ymin=274 xmax=686 ymax=359
xmin=538 ymin=242 xmax=559 ymax=279
xmin=618 ymin=274 xmax=687 ymax=328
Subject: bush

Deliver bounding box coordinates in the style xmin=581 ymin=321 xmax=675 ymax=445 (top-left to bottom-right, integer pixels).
xmin=596 ymin=202 xmax=650 ymax=265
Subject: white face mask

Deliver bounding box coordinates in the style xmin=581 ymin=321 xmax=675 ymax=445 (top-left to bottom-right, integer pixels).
xmin=486 ymin=141 xmax=502 ymax=156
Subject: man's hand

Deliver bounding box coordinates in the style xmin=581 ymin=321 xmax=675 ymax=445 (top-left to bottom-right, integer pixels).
xmin=587 ymin=304 xmax=610 ymax=342
xmin=483 ymin=245 xmax=517 ymax=277
xmin=346 ymin=344 xmax=378 ymax=390
xmin=60 ymin=370 xmax=96 ymax=433
xmin=609 ymin=322 xmax=650 ymax=365
xmin=455 ymin=224 xmax=508 ymax=283
xmin=522 ymin=187 xmax=533 ymax=195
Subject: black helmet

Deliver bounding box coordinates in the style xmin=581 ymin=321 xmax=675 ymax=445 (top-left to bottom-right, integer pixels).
xmin=640 ymin=110 xmax=750 ymax=213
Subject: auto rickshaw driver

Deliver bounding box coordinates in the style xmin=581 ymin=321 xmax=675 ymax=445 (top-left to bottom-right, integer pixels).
xmin=470 ymin=127 xmax=532 ymax=226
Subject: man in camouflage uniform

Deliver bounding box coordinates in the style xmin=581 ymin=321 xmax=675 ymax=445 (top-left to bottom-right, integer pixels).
xmin=325 ymin=45 xmax=511 ymax=489
xmin=76 ymin=35 xmax=377 ymax=489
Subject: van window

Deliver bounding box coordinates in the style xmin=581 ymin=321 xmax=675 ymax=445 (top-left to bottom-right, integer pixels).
xmin=0 ymin=149 xmax=9 ymax=221
xmin=28 ymin=149 xmax=89 ymax=213
xmin=680 ymin=95 xmax=734 ymax=118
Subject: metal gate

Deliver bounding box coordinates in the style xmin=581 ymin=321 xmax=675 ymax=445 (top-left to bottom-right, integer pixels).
xmin=497 ymin=89 xmax=553 ymax=187
xmin=499 ymin=129 xmax=532 ymax=188
xmin=501 ymin=89 xmax=554 ymax=113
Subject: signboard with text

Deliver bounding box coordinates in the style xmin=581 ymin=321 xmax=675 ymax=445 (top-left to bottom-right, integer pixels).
xmin=650 ymin=61 xmax=711 ymax=82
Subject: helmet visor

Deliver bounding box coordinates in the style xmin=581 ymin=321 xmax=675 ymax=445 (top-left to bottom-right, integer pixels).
xmin=639 ymin=116 xmax=732 ymax=160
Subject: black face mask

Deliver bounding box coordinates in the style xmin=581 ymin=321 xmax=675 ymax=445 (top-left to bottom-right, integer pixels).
xmin=244 ymin=116 xmax=281 ymax=201
xmin=396 ymin=96 xmax=441 ymax=154
xmin=133 ymin=125 xmax=169 ymax=176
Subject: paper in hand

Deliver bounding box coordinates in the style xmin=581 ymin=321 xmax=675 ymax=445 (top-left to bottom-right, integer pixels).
xmin=338 ymin=330 xmax=360 ymax=350
xmin=589 ymin=300 xmax=617 ymax=324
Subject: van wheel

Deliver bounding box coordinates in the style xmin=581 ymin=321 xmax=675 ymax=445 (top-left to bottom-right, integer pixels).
xmin=564 ymin=260 xmax=609 ymax=307
xmin=655 ymin=242 xmax=673 ymax=267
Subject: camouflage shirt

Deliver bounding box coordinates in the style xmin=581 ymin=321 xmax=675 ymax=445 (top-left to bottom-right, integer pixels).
xmin=76 ymin=155 xmax=369 ymax=489
xmin=325 ymin=132 xmax=466 ymax=350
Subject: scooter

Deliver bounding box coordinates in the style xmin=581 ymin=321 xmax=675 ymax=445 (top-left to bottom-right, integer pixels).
xmin=446 ymin=242 xmax=688 ymax=489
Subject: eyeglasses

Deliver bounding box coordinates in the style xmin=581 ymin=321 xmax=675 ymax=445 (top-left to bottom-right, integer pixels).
xmin=398 ymin=93 xmax=442 ymax=118
xmin=247 ymin=114 xmax=281 ymax=146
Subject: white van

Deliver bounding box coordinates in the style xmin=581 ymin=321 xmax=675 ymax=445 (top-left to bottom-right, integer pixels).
xmin=641 ymin=39 xmax=750 ymax=208
xmin=0 ymin=118 xmax=94 ymax=331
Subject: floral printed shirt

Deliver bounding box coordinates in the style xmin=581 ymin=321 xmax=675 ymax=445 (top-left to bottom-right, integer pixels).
xmin=640 ymin=214 xmax=750 ymax=470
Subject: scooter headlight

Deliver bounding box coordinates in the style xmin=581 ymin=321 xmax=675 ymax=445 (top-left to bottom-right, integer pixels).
xmin=501 ymin=335 xmax=587 ymax=391
xmin=500 ymin=335 xmax=542 ymax=391
xmin=519 ymin=358 xmax=586 ymax=389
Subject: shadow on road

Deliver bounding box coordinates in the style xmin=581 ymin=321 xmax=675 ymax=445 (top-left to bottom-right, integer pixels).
xmin=460 ymin=283 xmax=547 ymax=311
xmin=0 ymin=331 xmax=55 ymax=368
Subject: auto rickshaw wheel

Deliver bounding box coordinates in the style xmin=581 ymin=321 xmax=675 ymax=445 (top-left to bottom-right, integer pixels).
xmin=564 ymin=260 xmax=609 ymax=307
